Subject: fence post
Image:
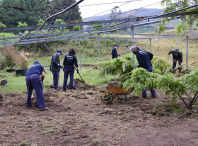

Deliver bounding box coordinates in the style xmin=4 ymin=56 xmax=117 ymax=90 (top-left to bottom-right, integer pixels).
xmin=98 ymin=33 xmax=101 ymax=62
xmin=126 ymin=41 xmax=128 ymax=55
xmin=186 ymin=36 xmax=188 ymax=69
xmin=131 ymin=27 xmax=135 ymax=69
xmin=150 ymin=38 xmax=152 ymax=53
xmin=79 ymin=37 xmax=81 ymax=71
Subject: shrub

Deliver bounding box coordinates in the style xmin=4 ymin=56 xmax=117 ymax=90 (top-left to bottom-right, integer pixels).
xmin=73 ymin=25 xmax=81 ymax=31
xmin=93 ymin=23 xmax=104 ymax=29
xmin=1 ymin=46 xmax=16 ymax=69
xmin=1 ymin=46 xmax=30 ymax=69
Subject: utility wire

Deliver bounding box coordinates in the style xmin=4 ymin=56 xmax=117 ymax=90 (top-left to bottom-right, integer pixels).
xmin=84 ymin=1 xmax=161 ymax=21
xmin=83 ymin=1 xmax=131 ymax=21
xmin=0 ymin=1 xmax=137 ymax=12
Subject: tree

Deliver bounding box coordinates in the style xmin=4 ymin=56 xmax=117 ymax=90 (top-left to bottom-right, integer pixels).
xmin=0 ymin=22 xmax=6 ymax=28
xmin=110 ymin=6 xmax=121 ymax=20
xmin=1 ymin=0 xmax=49 ymax=27
xmin=37 ymin=19 xmax=47 ymax=26
xmin=157 ymin=0 xmax=198 ymax=38
xmin=17 ymin=21 xmax=28 ymax=33
xmin=47 ymin=0 xmax=82 ymax=27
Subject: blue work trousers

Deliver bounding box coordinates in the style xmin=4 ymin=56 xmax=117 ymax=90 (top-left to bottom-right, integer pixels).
xmin=26 ymin=74 xmax=45 ymax=108
xmin=52 ymin=71 xmax=59 ymax=88
xmin=172 ymin=60 xmax=182 ymax=69
xmin=63 ymin=68 xmax=74 ymax=89
xmin=142 ymin=66 xmax=156 ymax=97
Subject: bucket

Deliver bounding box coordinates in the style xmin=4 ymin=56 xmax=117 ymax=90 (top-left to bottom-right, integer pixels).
xmin=15 ymin=69 xmax=28 ymax=76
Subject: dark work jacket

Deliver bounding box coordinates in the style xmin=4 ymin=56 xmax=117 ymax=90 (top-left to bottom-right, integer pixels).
xmin=136 ymin=50 xmax=153 ymax=69
xmin=63 ymin=53 xmax=78 ymax=70
xmin=168 ymin=49 xmax=183 ymax=62
xmin=50 ymin=53 xmax=61 ymax=72
xmin=112 ymin=48 xmax=118 ymax=59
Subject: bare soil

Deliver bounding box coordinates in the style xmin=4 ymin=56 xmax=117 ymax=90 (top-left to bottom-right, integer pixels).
xmin=0 ymin=80 xmax=198 ymax=146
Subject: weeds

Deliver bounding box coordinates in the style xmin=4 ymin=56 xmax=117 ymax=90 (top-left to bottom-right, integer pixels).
xmin=19 ymin=141 xmax=27 ymax=146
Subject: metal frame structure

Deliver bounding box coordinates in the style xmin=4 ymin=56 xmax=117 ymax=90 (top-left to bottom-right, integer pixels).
xmin=1 ymin=4 xmax=198 ymax=69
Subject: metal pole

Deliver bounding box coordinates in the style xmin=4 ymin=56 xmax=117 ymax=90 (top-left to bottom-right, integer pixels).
xmin=79 ymin=37 xmax=81 ymax=71
xmin=150 ymin=38 xmax=152 ymax=53
xmin=98 ymin=33 xmax=101 ymax=62
xmin=186 ymin=36 xmax=188 ymax=69
xmin=66 ymin=39 xmax=68 ymax=54
xmin=126 ymin=41 xmax=128 ymax=55
xmin=44 ymin=43 xmax=50 ymax=53
xmin=132 ymin=27 xmax=135 ymax=69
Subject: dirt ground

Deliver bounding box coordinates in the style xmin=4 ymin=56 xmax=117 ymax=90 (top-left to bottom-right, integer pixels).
xmin=0 ymin=80 xmax=198 ymax=146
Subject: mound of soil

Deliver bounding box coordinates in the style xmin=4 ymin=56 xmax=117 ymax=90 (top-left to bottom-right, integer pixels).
xmin=67 ymin=79 xmax=95 ymax=90
xmin=0 ymin=93 xmax=3 ymax=98
xmin=103 ymin=81 xmax=123 ymax=88
xmin=163 ymin=68 xmax=192 ymax=77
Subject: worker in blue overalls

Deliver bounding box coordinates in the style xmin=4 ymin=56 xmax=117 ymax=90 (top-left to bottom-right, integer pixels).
xmin=63 ymin=48 xmax=79 ymax=91
xmin=50 ymin=50 xmax=63 ymax=90
xmin=130 ymin=46 xmax=156 ymax=99
xmin=112 ymin=44 xmax=120 ymax=59
xmin=26 ymin=61 xmax=48 ymax=110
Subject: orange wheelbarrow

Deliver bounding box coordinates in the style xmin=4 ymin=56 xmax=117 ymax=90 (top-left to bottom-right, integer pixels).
xmin=99 ymin=87 xmax=134 ymax=104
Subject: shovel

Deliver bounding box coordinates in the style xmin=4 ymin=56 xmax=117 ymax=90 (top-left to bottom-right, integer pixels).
xmin=172 ymin=58 xmax=182 ymax=68
xmin=73 ymin=65 xmax=85 ymax=84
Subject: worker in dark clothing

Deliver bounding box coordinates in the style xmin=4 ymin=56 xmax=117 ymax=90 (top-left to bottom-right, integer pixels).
xmin=112 ymin=44 xmax=119 ymax=59
xmin=63 ymin=48 xmax=79 ymax=91
xmin=50 ymin=50 xmax=63 ymax=90
xmin=168 ymin=49 xmax=183 ymax=69
xmin=130 ymin=46 xmax=156 ymax=99
xmin=26 ymin=61 xmax=48 ymax=110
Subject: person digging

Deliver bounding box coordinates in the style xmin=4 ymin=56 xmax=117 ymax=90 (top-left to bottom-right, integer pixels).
xmin=62 ymin=48 xmax=79 ymax=91
xmin=112 ymin=44 xmax=120 ymax=59
xmin=26 ymin=61 xmax=48 ymax=110
xmin=130 ymin=46 xmax=156 ymax=99
xmin=50 ymin=49 xmax=63 ymax=90
xmin=168 ymin=49 xmax=183 ymax=71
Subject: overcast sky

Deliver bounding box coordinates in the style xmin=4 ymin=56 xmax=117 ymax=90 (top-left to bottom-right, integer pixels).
xmin=79 ymin=0 xmax=163 ymax=19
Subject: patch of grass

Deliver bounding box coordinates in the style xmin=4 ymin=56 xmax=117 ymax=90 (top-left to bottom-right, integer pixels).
xmin=156 ymin=103 xmax=184 ymax=116
xmin=19 ymin=141 xmax=27 ymax=146
xmin=92 ymin=138 xmax=98 ymax=144
xmin=42 ymin=131 xmax=52 ymax=136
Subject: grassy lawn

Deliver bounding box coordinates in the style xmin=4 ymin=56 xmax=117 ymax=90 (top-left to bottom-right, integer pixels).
xmin=0 ymin=65 xmax=116 ymax=94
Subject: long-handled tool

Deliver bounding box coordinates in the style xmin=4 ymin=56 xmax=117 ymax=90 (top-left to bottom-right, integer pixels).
xmin=172 ymin=58 xmax=182 ymax=68
xmin=119 ymin=71 xmax=133 ymax=79
xmin=73 ymin=65 xmax=85 ymax=84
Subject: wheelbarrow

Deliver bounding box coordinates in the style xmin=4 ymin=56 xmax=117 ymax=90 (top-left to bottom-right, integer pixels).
xmin=99 ymin=87 xmax=134 ymax=104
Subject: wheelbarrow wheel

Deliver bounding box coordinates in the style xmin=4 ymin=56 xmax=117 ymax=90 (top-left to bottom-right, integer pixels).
xmin=101 ymin=93 xmax=113 ymax=104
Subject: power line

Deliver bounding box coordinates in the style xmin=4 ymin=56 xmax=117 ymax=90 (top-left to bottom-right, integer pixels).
xmin=83 ymin=1 xmax=132 ymax=21
xmin=0 ymin=1 xmax=139 ymax=12
xmin=84 ymin=1 xmax=162 ymax=21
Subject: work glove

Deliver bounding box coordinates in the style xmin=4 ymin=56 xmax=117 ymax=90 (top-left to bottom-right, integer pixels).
xmin=58 ymin=64 xmax=63 ymax=69
xmin=77 ymin=69 xmax=79 ymax=74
